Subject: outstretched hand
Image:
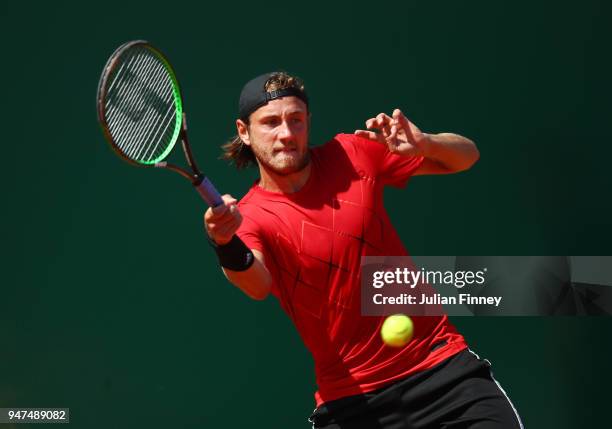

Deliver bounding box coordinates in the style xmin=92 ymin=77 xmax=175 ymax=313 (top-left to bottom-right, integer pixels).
xmin=204 ymin=194 xmax=243 ymax=245
xmin=355 ymin=109 xmax=429 ymax=157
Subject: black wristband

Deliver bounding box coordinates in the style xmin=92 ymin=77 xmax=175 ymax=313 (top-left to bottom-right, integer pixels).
xmin=208 ymin=235 xmax=255 ymax=271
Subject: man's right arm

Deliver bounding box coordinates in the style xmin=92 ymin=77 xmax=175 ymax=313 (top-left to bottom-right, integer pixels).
xmin=221 ymin=249 xmax=271 ymax=300
xmin=204 ymin=195 xmax=272 ymax=300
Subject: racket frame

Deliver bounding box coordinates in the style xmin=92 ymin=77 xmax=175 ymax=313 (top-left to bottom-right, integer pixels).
xmin=96 ymin=40 xmax=223 ymax=207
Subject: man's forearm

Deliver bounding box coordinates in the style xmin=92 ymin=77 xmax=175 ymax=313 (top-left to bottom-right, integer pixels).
xmin=222 ymin=249 xmax=272 ymax=300
xmin=422 ymin=133 xmax=480 ymax=172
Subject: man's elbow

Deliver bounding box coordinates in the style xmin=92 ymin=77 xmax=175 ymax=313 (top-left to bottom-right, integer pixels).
xmin=465 ymin=144 xmax=480 ymax=170
xmin=231 ymin=276 xmax=272 ymax=301
xmin=455 ymin=142 xmax=480 ymax=172
xmin=223 ymin=257 xmax=272 ymax=301
xmin=246 ymin=285 xmax=271 ymax=301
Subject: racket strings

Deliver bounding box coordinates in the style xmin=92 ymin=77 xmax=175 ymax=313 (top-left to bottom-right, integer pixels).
xmin=106 ymin=53 xmax=158 ymax=151
xmin=103 ymin=46 xmax=180 ymax=164
xmin=105 ymin=51 xmax=154 ymax=143
xmin=106 ymin=60 xmax=168 ymax=159
xmin=127 ymin=55 xmax=175 ymax=159
xmin=107 ymin=49 xmax=175 ymax=160
xmin=115 ymin=55 xmax=173 ymax=159
xmin=107 ymin=50 xmax=172 ymax=149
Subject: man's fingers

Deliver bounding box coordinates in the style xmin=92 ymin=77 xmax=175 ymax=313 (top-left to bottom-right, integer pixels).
xmin=211 ymin=204 xmax=228 ymax=217
xmin=385 ymin=130 xmax=400 ymax=153
xmin=388 ymin=124 xmax=398 ymax=141
xmin=355 ymin=130 xmax=378 ymax=139
xmin=205 ymin=204 xmax=242 ymax=243
xmin=210 ymin=194 xmax=237 ymax=216
xmin=376 ymin=113 xmax=392 ymax=126
xmin=355 ymin=129 xmax=374 ymax=138
xmin=392 ymin=108 xmax=420 ymax=140
xmin=366 ymin=113 xmax=393 ymax=130
xmin=361 ymin=111 xmax=413 ymax=152
xmin=211 ymin=204 xmax=242 ymax=226
xmin=355 ymin=130 xmax=386 ymax=144
xmin=392 ymin=108 xmax=410 ymax=129
xmin=209 ymin=212 xmax=236 ymax=229
xmin=215 ymin=220 xmax=242 ymax=239
xmin=209 ymin=221 xmax=238 ymax=239
xmin=205 ymin=193 xmax=242 ymax=239
xmin=225 ymin=198 xmax=238 ymax=206
xmin=359 ymin=109 xmax=422 ymax=156
xmin=221 ymin=194 xmax=238 ymax=206
xmin=214 ymin=208 xmax=242 ymax=232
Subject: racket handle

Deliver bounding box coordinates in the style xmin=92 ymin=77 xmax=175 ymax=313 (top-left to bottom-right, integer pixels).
xmin=195 ymin=177 xmax=224 ymax=207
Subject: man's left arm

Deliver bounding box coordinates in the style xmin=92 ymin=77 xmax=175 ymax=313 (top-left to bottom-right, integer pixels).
xmin=413 ymin=132 xmax=479 ymax=175
xmin=355 ymin=108 xmax=480 ymax=175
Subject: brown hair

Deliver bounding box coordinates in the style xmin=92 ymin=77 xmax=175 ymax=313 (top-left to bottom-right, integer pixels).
xmin=221 ymin=72 xmax=307 ymax=169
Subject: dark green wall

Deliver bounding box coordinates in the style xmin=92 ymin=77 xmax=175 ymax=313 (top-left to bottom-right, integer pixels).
xmin=2 ymin=1 xmax=610 ymax=427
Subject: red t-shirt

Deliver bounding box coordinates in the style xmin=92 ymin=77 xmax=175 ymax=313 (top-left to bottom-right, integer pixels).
xmin=237 ymin=134 xmax=467 ymax=406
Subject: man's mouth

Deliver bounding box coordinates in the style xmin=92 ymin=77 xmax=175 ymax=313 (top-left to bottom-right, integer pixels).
xmin=274 ymin=147 xmax=297 ymax=154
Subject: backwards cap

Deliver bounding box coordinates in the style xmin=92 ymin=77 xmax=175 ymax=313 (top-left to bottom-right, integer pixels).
xmin=238 ymin=72 xmax=309 ymax=121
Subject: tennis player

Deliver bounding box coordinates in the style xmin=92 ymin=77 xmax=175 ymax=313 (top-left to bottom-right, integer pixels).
xmin=204 ymin=72 xmax=523 ymax=428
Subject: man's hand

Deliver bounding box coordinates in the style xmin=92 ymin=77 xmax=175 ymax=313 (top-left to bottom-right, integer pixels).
xmin=204 ymin=194 xmax=242 ymax=245
xmin=204 ymin=195 xmax=272 ymax=300
xmin=355 ymin=109 xmax=430 ymax=157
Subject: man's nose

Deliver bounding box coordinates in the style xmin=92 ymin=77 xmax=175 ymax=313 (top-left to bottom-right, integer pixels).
xmin=278 ymin=120 xmax=295 ymax=141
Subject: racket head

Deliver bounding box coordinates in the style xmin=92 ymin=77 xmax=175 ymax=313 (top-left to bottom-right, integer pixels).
xmin=97 ymin=40 xmax=183 ymax=166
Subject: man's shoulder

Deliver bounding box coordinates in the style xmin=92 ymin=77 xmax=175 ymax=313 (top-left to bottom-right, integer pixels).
xmin=316 ymin=133 xmax=382 ymax=157
xmin=312 ymin=133 xmax=385 ymax=174
xmin=316 ymin=133 xmax=364 ymax=149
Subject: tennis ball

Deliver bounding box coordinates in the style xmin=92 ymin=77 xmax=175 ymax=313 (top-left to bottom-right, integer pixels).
xmin=381 ymin=314 xmax=414 ymax=347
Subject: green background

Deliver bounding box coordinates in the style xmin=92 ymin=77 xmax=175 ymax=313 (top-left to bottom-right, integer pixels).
xmin=2 ymin=1 xmax=611 ymax=427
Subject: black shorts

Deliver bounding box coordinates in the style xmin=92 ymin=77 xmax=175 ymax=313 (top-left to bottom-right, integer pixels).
xmin=308 ymin=349 xmax=523 ymax=429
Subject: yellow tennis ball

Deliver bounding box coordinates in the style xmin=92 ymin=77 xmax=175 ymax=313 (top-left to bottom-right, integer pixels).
xmin=381 ymin=314 xmax=414 ymax=347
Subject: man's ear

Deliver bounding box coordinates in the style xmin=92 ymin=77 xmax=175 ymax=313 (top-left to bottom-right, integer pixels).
xmin=236 ymin=119 xmax=250 ymax=146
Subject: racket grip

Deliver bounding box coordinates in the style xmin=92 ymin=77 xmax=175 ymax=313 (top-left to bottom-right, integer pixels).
xmin=195 ymin=177 xmax=223 ymax=207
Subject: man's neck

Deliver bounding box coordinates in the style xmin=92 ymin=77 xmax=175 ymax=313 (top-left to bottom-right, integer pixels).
xmin=258 ymin=161 xmax=312 ymax=194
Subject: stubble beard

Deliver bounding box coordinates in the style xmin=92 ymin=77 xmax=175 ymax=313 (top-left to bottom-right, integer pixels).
xmin=252 ymin=142 xmax=311 ymax=177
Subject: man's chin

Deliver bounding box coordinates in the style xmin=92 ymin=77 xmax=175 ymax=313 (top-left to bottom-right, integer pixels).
xmin=269 ymin=163 xmax=307 ymax=176
xmin=264 ymin=154 xmax=310 ymax=176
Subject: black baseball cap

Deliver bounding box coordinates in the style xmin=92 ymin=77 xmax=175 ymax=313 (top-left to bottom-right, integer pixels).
xmin=238 ymin=72 xmax=309 ymax=121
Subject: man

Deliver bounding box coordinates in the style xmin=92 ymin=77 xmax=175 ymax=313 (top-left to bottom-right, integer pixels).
xmin=204 ymin=72 xmax=523 ymax=428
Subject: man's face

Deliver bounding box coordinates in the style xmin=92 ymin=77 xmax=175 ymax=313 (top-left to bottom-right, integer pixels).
xmin=238 ymin=96 xmax=310 ymax=176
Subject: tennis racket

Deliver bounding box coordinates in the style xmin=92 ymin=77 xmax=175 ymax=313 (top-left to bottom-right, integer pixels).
xmin=96 ymin=40 xmax=223 ymax=207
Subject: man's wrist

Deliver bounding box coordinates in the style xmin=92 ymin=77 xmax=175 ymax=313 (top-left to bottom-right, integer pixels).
xmin=207 ymin=234 xmax=255 ymax=271
xmin=209 ymin=235 xmax=232 ymax=246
